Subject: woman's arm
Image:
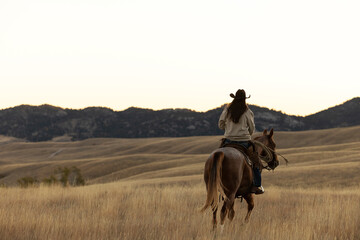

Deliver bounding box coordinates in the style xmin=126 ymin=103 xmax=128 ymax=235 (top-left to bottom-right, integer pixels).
xmin=218 ymin=107 xmax=228 ymax=130
xmin=247 ymin=109 xmax=255 ymax=135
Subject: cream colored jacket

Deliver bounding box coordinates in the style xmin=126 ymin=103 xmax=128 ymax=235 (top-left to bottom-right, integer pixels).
xmin=218 ymin=107 xmax=255 ymax=141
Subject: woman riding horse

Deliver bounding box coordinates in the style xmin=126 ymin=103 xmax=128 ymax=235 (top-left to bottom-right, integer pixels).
xmin=218 ymin=89 xmax=264 ymax=194
xmin=202 ymin=92 xmax=281 ymax=228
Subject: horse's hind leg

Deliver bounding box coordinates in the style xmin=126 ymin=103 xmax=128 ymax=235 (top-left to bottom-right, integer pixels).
xmin=212 ymin=207 xmax=218 ymax=230
xmin=243 ymin=194 xmax=254 ymax=223
xmin=228 ymin=201 xmax=235 ymax=221
xmin=220 ymin=194 xmax=235 ymax=225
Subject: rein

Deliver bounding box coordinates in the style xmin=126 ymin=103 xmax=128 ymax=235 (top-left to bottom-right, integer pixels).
xmin=266 ymin=147 xmax=289 ymax=165
xmin=251 ymin=140 xmax=273 ymax=163
xmin=251 ymin=140 xmax=289 ymax=168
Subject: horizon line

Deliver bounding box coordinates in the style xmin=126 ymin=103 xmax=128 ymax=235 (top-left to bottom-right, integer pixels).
xmin=1 ymin=97 xmax=358 ymax=118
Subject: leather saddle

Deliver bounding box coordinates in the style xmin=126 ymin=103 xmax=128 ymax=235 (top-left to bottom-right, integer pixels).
xmin=219 ymin=139 xmax=261 ymax=169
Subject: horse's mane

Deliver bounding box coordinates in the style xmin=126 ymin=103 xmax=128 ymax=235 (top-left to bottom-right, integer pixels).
xmin=252 ymin=136 xmax=289 ymax=165
xmin=251 ymin=139 xmax=273 ymax=163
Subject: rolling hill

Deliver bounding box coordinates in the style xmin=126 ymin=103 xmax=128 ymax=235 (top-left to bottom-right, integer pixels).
xmin=1 ymin=125 xmax=359 ymax=187
xmin=0 ymin=97 xmax=359 ymax=141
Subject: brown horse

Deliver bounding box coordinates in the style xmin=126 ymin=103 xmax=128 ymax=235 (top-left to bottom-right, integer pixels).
xmin=201 ymin=129 xmax=280 ymax=229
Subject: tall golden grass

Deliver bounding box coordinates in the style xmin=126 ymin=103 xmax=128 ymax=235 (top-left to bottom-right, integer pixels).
xmin=1 ymin=126 xmax=360 ymax=239
xmin=0 ymin=182 xmax=359 ymax=240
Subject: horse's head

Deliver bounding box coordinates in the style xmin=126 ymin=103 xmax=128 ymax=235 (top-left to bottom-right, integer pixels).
xmin=254 ymin=128 xmax=279 ymax=170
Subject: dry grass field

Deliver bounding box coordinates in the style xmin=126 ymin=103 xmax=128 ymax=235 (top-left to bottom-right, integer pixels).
xmin=1 ymin=126 xmax=360 ymax=239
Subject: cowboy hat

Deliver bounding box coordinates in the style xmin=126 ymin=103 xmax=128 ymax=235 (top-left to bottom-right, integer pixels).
xmin=230 ymin=89 xmax=251 ymax=100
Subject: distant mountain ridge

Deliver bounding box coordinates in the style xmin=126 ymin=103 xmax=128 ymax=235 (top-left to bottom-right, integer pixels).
xmin=0 ymin=97 xmax=359 ymax=141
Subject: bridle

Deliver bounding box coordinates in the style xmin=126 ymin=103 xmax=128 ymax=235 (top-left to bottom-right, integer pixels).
xmin=251 ymin=139 xmax=289 ymax=170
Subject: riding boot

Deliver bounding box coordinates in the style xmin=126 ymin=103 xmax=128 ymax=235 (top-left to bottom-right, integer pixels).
xmin=251 ymin=185 xmax=264 ymax=195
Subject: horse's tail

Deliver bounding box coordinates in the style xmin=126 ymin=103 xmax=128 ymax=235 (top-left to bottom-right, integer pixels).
xmin=201 ymin=151 xmax=227 ymax=212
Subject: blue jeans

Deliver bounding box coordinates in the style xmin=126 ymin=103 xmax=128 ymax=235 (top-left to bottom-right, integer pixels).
xmin=253 ymin=167 xmax=262 ymax=187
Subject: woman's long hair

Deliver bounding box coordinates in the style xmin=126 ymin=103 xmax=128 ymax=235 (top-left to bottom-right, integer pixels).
xmin=226 ymin=98 xmax=248 ymax=123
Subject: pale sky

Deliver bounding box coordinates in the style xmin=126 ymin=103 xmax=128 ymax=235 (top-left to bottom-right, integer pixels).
xmin=0 ymin=0 xmax=359 ymax=116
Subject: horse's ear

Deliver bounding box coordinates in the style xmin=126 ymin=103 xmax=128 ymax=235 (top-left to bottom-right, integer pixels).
xmin=263 ymin=129 xmax=268 ymax=135
xmin=269 ymin=128 xmax=274 ymax=138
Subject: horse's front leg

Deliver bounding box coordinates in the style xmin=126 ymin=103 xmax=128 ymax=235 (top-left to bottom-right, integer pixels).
xmin=243 ymin=194 xmax=254 ymax=223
